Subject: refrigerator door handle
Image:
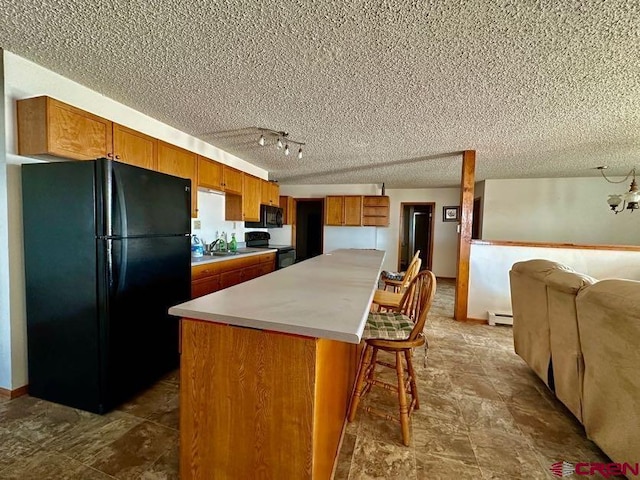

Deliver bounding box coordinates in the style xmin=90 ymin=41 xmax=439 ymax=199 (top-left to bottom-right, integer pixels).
xmin=112 ymin=165 xmax=129 ymax=238
xmin=109 ymin=238 xmax=128 ymax=294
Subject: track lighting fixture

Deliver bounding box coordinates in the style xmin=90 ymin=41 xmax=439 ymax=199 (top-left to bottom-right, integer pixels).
xmin=257 ymin=128 xmax=305 ymax=159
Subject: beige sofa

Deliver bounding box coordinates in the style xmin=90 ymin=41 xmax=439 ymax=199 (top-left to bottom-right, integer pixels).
xmin=510 ymin=260 xmax=639 ymax=465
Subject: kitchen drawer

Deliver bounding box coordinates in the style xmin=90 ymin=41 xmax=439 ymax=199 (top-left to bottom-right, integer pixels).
xmin=217 ymin=255 xmax=260 ymax=274
xmin=220 ymin=269 xmax=244 ymax=289
xmin=192 ymin=262 xmax=221 ymax=281
xmin=191 ymin=275 xmax=221 ymax=298
xmin=242 ymin=265 xmax=262 ymax=282
xmin=258 ymin=252 xmax=276 ymax=264
xmin=258 ymin=263 xmax=274 ymax=277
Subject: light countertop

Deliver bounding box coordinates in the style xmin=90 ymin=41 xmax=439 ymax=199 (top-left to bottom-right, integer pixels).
xmin=171 ymin=249 xmax=385 ymax=343
xmin=190 ymin=248 xmax=277 ymax=266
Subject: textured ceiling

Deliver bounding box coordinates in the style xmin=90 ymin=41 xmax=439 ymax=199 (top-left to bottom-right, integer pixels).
xmin=1 ymin=0 xmax=639 ymax=187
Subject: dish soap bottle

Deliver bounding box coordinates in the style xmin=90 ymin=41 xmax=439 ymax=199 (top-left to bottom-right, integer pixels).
xmin=218 ymin=232 xmax=227 ymax=252
xmin=229 ymin=233 xmax=237 ymax=252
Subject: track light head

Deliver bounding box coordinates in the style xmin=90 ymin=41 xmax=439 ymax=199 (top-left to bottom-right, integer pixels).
xmin=257 ymin=128 xmax=305 ymax=159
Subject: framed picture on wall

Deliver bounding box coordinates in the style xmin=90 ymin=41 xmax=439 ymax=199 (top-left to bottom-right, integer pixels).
xmin=443 ymin=206 xmax=460 ymax=222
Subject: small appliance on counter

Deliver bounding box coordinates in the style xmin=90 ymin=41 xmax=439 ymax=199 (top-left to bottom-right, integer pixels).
xmin=244 ymin=204 xmax=283 ymax=228
xmin=245 ymin=231 xmax=295 ymax=269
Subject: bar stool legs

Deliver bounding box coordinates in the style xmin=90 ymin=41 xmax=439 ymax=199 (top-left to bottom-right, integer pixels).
xmin=348 ymin=345 xmax=373 ymax=423
xmin=348 ymin=344 xmax=420 ymax=446
xmin=395 ymin=351 xmax=410 ymax=445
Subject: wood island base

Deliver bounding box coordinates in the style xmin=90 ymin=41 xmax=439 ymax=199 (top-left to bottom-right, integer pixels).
xmin=180 ymin=318 xmax=361 ymax=480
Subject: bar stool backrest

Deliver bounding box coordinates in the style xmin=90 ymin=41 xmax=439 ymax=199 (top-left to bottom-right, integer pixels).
xmin=398 ymin=270 xmax=437 ymax=341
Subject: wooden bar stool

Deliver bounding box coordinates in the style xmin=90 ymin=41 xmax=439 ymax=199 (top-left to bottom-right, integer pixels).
xmin=348 ymin=270 xmax=436 ymax=446
xmin=381 ymin=250 xmax=421 ymax=292
xmin=372 ymin=257 xmax=422 ymax=311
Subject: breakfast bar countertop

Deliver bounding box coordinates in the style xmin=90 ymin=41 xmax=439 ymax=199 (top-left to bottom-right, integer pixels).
xmin=170 ymin=249 xmax=385 ymax=343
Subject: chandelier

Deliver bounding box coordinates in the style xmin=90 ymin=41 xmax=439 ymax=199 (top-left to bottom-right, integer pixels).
xmin=257 ymin=128 xmax=305 ymax=160
xmin=598 ymin=166 xmax=640 ymax=213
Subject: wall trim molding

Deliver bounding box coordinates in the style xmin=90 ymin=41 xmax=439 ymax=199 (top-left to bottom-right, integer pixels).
xmin=471 ymin=239 xmax=640 ymax=252
xmin=0 ymin=384 xmax=28 ymax=399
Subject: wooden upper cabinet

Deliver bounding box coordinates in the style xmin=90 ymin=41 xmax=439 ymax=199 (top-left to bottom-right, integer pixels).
xmin=197 ymin=156 xmax=224 ymax=191
xmin=325 ymin=195 xmax=362 ymax=226
xmin=223 ymin=166 xmax=243 ymax=195
xmin=362 ymin=196 xmax=390 ymax=226
xmin=269 ymin=182 xmax=280 ymax=205
xmin=112 ymin=124 xmax=157 ymax=170
xmin=344 ymin=196 xmax=363 ymax=226
xmin=280 ymin=196 xmax=296 ymax=225
xmin=325 ymin=196 xmax=345 ymax=226
xmin=157 ymin=141 xmax=198 ymax=217
xmin=261 ymin=180 xmax=280 ymax=206
xmin=18 ymin=96 xmax=112 ymax=160
xmin=243 ymin=174 xmax=261 ymax=222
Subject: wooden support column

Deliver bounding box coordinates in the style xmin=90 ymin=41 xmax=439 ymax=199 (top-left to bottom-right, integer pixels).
xmin=454 ymin=150 xmax=476 ymax=321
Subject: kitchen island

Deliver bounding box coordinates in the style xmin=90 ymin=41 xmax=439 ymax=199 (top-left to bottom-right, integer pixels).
xmin=169 ymin=249 xmax=385 ymax=480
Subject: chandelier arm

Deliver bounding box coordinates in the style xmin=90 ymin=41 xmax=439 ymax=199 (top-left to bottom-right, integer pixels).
xmin=599 ymin=167 xmax=636 ymax=184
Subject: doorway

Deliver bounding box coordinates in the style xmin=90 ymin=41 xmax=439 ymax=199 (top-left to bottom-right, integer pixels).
xmin=398 ymin=203 xmax=435 ymax=272
xmin=295 ymin=199 xmax=324 ymax=262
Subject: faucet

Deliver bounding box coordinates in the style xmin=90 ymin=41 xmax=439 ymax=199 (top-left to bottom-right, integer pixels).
xmin=206 ymin=239 xmax=221 ymax=253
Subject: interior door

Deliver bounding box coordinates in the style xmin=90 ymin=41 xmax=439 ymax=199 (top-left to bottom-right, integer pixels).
xmin=105 ymin=160 xmax=191 ymax=237
xmin=413 ymin=212 xmax=432 ymax=270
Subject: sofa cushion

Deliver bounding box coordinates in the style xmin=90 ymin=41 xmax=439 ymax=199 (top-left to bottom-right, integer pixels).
xmin=545 ymin=270 xmax=596 ymax=423
xmin=545 ymin=271 xmax=597 ymax=294
xmin=510 ymin=259 xmax=575 ymax=388
xmin=576 ymin=279 xmax=640 ymax=465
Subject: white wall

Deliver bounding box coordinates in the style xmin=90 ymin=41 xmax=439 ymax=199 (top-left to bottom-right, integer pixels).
xmin=386 ymin=188 xmax=461 ymax=278
xmin=192 ymin=190 xmax=266 ymax=247
xmin=0 ymin=51 xmax=268 ymax=390
xmin=481 ymin=178 xmax=640 ymax=245
xmin=278 ymin=184 xmax=461 ymax=277
xmin=468 ymin=243 xmax=640 ymax=320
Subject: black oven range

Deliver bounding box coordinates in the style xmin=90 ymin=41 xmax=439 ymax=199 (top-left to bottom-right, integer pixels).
xmin=244 ymin=231 xmax=295 ymax=269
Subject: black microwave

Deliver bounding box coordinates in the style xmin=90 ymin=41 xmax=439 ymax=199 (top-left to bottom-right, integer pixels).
xmin=244 ymin=205 xmax=283 ymax=228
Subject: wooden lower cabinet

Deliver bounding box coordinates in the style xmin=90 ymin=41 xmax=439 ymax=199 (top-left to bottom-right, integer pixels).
xmin=191 ymin=275 xmax=220 ymax=299
xmin=191 ymin=252 xmax=276 ymax=298
xmin=180 ymin=321 xmax=357 ymax=480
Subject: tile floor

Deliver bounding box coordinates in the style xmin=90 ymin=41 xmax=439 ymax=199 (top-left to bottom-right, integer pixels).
xmin=0 ymin=279 xmax=615 ymax=479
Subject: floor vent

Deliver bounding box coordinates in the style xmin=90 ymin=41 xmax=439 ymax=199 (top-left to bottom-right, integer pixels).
xmin=488 ymin=311 xmax=513 ymax=326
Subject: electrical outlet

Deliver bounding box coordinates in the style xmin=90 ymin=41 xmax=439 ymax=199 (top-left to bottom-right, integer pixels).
xmin=194 ymin=220 xmax=201 ymax=229
xmin=233 ymin=222 xmax=236 ymax=229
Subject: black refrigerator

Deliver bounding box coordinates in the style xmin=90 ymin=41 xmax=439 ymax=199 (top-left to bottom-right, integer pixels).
xmin=22 ymin=158 xmax=191 ymax=413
